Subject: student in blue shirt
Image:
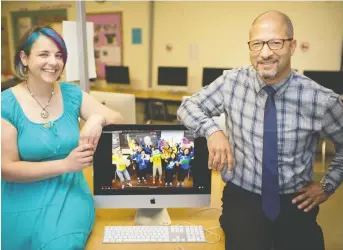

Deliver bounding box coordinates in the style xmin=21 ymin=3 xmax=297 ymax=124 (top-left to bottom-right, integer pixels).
xmin=136 ymin=150 xmax=150 ymax=183
xmin=164 ymin=153 xmax=179 ymax=186
xmin=177 ymin=147 xmax=194 ymax=187
xmin=139 ymin=138 xmax=152 ymax=155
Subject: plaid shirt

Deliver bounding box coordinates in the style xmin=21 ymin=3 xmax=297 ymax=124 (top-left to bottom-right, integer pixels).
xmin=177 ymin=66 xmax=343 ymax=194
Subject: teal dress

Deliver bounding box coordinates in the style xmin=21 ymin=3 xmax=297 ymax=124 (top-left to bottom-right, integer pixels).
xmin=1 ymin=82 xmax=95 ymax=250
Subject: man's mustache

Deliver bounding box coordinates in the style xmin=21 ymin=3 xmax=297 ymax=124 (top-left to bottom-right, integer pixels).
xmin=257 ymin=58 xmax=278 ymax=64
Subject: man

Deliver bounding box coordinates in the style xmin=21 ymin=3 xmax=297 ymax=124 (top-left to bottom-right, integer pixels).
xmin=177 ymin=10 xmax=343 ymax=250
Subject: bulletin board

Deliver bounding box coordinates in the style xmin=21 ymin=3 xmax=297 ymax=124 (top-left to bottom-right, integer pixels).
xmin=86 ymin=12 xmax=123 ymax=79
xmin=11 ymin=9 xmax=68 ymax=49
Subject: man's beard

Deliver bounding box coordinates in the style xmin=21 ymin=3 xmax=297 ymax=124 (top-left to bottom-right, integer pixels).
xmin=256 ymin=61 xmax=280 ymax=80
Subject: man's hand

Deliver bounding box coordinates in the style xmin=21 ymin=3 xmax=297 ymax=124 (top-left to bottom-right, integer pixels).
xmin=292 ymin=181 xmax=330 ymax=212
xmin=207 ymin=130 xmax=233 ymax=173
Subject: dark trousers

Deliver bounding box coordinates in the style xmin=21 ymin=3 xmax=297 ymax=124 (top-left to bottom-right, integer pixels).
xmin=165 ymin=169 xmax=174 ymax=182
xmin=137 ymin=168 xmax=147 ymax=179
xmin=219 ymin=182 xmax=325 ymax=250
xmin=178 ymin=168 xmax=188 ymax=182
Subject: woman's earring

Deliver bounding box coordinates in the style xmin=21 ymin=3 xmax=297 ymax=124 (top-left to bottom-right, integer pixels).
xmin=23 ymin=66 xmax=29 ymax=79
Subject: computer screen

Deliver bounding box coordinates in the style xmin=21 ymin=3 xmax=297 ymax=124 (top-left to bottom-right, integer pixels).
xmin=93 ymin=124 xmax=211 ymax=224
xmin=303 ymin=71 xmax=343 ymax=94
xmin=202 ymin=67 xmax=231 ymax=87
xmin=157 ymin=67 xmax=188 ymax=86
xmin=105 ymin=66 xmax=130 ymax=84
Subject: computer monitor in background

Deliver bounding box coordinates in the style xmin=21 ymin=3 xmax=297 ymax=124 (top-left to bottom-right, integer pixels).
xmin=202 ymin=67 xmax=232 ymax=87
xmin=303 ymin=71 xmax=343 ymax=94
xmin=157 ymin=67 xmax=188 ymax=87
xmin=105 ymin=66 xmax=130 ymax=84
xmin=93 ymin=124 xmax=211 ymax=225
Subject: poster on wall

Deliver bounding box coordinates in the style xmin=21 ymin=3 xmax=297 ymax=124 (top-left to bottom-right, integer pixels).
xmin=86 ymin=12 xmax=123 ymax=79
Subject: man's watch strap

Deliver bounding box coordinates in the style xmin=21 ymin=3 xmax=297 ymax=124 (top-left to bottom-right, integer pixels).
xmin=320 ymin=179 xmax=335 ymax=195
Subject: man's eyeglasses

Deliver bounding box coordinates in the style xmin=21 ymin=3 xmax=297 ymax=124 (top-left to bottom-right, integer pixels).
xmin=247 ymin=38 xmax=293 ymax=51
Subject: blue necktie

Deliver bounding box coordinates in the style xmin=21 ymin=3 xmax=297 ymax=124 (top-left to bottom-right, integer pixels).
xmin=262 ymin=86 xmax=280 ymax=221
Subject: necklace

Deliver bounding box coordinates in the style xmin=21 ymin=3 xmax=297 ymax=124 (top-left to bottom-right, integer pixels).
xmin=25 ymin=81 xmax=55 ymax=119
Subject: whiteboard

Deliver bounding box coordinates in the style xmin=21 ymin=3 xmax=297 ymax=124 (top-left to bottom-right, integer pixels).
xmin=62 ymin=21 xmax=96 ymax=81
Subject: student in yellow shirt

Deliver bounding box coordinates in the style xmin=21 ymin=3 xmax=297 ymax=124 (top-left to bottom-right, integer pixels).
xmin=160 ymin=140 xmax=177 ymax=159
xmin=150 ymin=146 xmax=163 ymax=184
xmin=113 ymin=150 xmax=132 ymax=189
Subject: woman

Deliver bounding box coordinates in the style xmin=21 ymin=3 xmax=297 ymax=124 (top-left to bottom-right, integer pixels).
xmin=1 ymin=26 xmax=123 ymax=249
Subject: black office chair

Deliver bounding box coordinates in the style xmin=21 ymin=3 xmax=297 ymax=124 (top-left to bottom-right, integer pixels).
xmin=145 ymin=99 xmax=178 ymax=124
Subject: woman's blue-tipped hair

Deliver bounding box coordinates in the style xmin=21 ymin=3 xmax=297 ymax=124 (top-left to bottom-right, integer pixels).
xmin=14 ymin=26 xmax=68 ymax=79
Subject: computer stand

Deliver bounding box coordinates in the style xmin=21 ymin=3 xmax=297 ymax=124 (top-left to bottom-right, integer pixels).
xmin=134 ymin=208 xmax=171 ymax=226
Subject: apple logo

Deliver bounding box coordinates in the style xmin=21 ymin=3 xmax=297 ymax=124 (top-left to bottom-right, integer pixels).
xmin=150 ymin=198 xmax=156 ymax=204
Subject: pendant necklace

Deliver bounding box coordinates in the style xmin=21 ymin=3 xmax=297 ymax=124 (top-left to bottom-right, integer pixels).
xmin=25 ymin=80 xmax=55 ymax=119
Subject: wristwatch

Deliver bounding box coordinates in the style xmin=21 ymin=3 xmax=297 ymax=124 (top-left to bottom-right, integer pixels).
xmin=320 ymin=178 xmax=335 ymax=195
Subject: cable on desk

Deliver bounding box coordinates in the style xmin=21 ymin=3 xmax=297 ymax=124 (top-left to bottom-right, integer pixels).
xmin=187 ymin=206 xmax=222 ymax=217
xmin=174 ymin=222 xmax=221 ymax=250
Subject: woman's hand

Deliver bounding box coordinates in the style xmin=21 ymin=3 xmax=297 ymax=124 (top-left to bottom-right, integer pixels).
xmin=64 ymin=144 xmax=95 ymax=172
xmin=79 ymin=114 xmax=106 ymax=149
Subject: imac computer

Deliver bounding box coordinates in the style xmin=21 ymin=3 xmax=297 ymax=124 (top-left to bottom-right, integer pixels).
xmin=93 ymin=124 xmax=211 ymax=225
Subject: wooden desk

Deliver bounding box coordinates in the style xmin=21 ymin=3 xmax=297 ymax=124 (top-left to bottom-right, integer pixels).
xmin=90 ymin=82 xmax=343 ymax=104
xmin=86 ymin=208 xmax=225 ymax=250
xmin=83 ymin=168 xmax=226 ymax=250
xmin=90 ymin=82 xmax=193 ymax=104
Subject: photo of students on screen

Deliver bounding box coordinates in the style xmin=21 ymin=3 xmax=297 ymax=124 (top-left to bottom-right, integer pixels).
xmin=111 ymin=130 xmax=194 ymax=189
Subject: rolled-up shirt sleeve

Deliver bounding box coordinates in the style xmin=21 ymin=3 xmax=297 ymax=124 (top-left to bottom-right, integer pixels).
xmin=177 ymin=70 xmax=232 ymax=139
xmin=321 ymin=93 xmax=343 ymax=192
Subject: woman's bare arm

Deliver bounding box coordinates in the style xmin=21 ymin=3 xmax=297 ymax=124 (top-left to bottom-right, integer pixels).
xmin=1 ymin=119 xmax=93 ymax=183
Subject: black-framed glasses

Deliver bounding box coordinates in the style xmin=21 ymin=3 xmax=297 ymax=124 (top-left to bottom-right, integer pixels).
xmin=247 ymin=38 xmax=293 ymax=51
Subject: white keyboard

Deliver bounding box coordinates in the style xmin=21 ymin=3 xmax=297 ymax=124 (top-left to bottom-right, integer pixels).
xmin=103 ymin=225 xmax=206 ymax=243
